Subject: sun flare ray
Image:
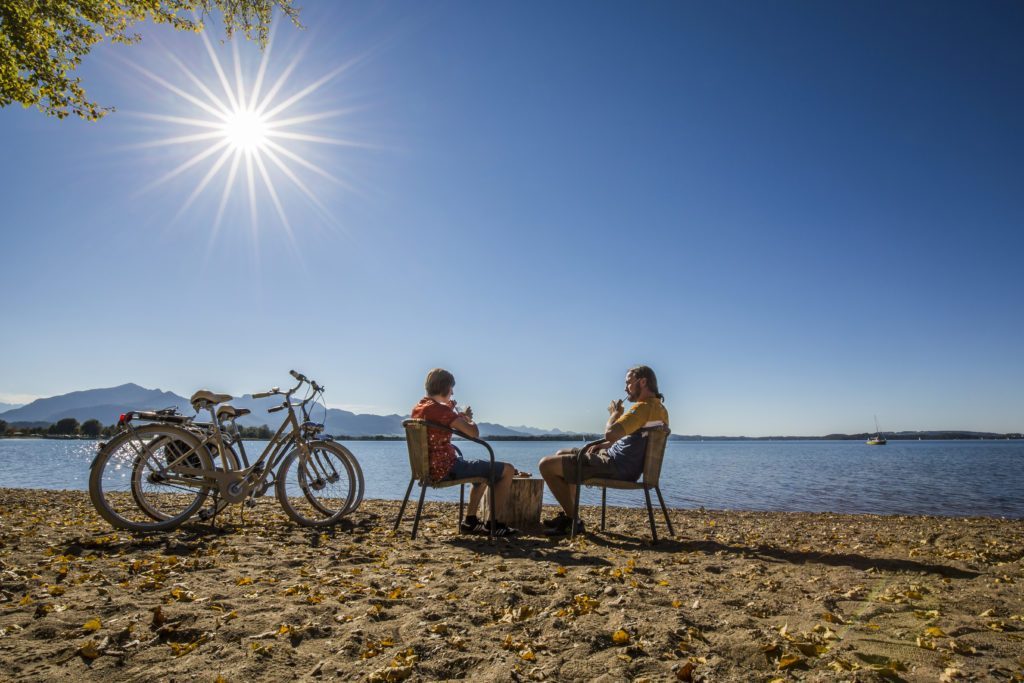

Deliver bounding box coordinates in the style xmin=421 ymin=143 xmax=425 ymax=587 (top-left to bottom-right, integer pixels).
xmin=175 ymin=146 xmax=238 ymax=220
xmin=142 ymin=137 xmax=232 ymax=192
xmin=131 ymin=28 xmax=363 ymax=241
xmin=259 ymin=58 xmax=362 ymax=120
xmin=201 ymin=31 xmax=242 ymax=113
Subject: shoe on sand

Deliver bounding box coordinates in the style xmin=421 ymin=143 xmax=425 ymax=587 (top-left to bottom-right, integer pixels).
xmin=486 ymin=520 xmax=519 ymax=537
xmin=544 ymin=517 xmax=584 ymax=537
xmin=542 ymin=511 xmax=570 ymax=529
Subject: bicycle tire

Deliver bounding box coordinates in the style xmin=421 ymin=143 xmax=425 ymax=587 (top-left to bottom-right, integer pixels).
xmin=301 ymin=441 xmax=364 ymax=516
xmin=131 ymin=434 xmax=240 ymax=522
xmin=336 ymin=442 xmax=364 ymax=514
xmin=275 ymin=441 xmax=356 ymax=526
xmin=89 ymin=424 xmax=213 ymax=531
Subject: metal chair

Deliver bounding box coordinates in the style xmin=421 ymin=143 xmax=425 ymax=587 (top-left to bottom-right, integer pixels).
xmin=395 ymin=419 xmax=497 ymax=541
xmin=571 ymin=425 xmax=674 ymax=542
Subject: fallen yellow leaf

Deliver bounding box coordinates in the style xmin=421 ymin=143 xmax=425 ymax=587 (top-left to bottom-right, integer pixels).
xmin=78 ymin=640 xmax=102 ymax=660
xmin=778 ymin=654 xmax=804 ymax=670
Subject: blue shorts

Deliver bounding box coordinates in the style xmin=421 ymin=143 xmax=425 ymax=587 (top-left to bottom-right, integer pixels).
xmin=445 ymin=458 xmax=509 ymax=482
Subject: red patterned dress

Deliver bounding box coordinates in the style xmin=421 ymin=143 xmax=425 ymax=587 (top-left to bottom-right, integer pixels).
xmin=410 ymin=398 xmax=459 ymax=482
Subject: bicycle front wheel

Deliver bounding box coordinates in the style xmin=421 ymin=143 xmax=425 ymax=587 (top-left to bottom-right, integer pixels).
xmin=90 ymin=424 xmax=212 ymax=531
xmin=275 ymin=441 xmax=357 ymax=526
xmin=304 ymin=441 xmax=364 ymax=516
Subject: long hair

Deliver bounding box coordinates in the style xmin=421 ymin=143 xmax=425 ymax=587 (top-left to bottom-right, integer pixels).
xmin=424 ymin=368 xmax=455 ymax=396
xmin=629 ymin=365 xmax=664 ymax=401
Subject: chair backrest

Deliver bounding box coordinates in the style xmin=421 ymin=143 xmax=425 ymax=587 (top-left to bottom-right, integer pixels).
xmin=641 ymin=425 xmax=671 ymax=486
xmin=402 ymin=419 xmax=432 ymax=484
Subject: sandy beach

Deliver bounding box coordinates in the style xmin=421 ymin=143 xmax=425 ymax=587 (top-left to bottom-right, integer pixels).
xmin=1 ymin=488 xmax=1022 ymax=682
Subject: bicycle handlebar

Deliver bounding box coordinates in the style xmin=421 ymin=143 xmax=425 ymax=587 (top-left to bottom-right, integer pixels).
xmin=256 ymin=371 xmax=326 ymax=414
xmin=289 ymin=370 xmax=323 ymax=393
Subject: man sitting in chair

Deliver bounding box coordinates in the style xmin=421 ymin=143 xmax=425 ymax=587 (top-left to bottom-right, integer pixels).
xmin=538 ymin=365 xmax=668 ymax=536
xmin=411 ymin=368 xmax=519 ymax=537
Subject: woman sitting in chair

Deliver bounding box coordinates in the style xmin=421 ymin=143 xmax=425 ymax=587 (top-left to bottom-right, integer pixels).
xmin=411 ymin=368 xmax=518 ymax=537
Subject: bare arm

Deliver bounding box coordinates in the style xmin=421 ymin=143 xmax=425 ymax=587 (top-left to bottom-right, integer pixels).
xmin=451 ymin=415 xmax=479 ymax=439
xmin=601 ymin=399 xmax=626 ymax=445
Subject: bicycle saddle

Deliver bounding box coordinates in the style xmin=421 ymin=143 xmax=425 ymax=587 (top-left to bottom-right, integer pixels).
xmin=216 ymin=405 xmax=252 ymax=421
xmin=191 ymin=390 xmax=233 ymax=409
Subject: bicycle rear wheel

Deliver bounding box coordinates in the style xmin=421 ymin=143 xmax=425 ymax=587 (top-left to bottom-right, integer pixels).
xmin=89 ymin=424 xmax=212 ymax=531
xmin=132 ymin=436 xmax=238 ymax=522
xmin=275 ymin=441 xmax=357 ymax=526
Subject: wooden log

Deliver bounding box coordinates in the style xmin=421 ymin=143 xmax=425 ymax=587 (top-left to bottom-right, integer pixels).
xmin=482 ymin=477 xmax=544 ymax=530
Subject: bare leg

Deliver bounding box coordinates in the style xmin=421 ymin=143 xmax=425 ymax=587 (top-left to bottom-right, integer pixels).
xmin=467 ymin=483 xmax=485 ymax=516
xmin=539 ymin=454 xmax=576 ymax=517
xmin=492 ymin=463 xmax=515 ymax=515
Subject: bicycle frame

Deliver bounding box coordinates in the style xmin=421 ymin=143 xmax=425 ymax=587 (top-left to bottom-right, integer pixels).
xmin=118 ymin=377 xmax=327 ymax=506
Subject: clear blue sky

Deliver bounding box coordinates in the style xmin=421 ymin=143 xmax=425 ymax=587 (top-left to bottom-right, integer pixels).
xmin=2 ymin=1 xmax=1022 ymax=436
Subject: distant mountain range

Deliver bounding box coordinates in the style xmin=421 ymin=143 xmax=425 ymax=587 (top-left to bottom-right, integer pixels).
xmin=0 ymin=384 xmax=558 ymax=437
xmin=3 ymin=386 xmax=1019 ymax=440
xmin=0 ymin=402 xmax=24 ymax=412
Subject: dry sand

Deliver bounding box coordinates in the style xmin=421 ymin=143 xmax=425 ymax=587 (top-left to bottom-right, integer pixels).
xmin=1 ymin=488 xmax=1023 ymax=682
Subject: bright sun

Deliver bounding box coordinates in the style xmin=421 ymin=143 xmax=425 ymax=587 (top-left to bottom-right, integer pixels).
xmin=129 ymin=28 xmax=361 ymax=236
xmin=223 ymin=108 xmax=269 ymax=153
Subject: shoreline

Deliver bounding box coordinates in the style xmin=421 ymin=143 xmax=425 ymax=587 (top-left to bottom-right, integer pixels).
xmin=1 ymin=486 xmax=1022 ymax=522
xmin=1 ymin=489 xmax=1022 ymax=681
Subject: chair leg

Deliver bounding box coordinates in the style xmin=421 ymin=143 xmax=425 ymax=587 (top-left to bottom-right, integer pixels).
xmin=601 ymin=487 xmax=607 ymax=531
xmin=655 ymin=486 xmax=674 ymax=537
xmin=643 ymin=487 xmax=658 ymax=544
xmin=458 ymin=484 xmax=466 ymax=529
xmin=570 ymin=484 xmax=580 ymax=540
xmin=394 ymin=478 xmax=415 ymax=531
xmin=487 ymin=468 xmax=496 ymax=541
xmin=411 ymin=483 xmax=428 ymax=539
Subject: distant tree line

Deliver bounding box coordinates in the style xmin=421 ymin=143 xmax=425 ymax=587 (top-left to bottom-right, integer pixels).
xmin=0 ymin=419 xmax=278 ymax=440
xmin=0 ymin=417 xmax=114 ymax=438
xmin=1 ymin=419 xmax=1020 ymax=442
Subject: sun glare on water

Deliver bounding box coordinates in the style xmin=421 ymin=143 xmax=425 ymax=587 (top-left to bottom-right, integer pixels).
xmin=127 ymin=27 xmax=364 ymax=241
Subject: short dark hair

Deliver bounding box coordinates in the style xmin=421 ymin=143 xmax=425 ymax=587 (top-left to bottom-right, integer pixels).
xmin=629 ymin=365 xmax=664 ymax=401
xmin=424 ymin=368 xmax=455 ymax=396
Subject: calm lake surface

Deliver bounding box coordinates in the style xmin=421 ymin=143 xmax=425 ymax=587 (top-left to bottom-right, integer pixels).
xmin=2 ymin=438 xmax=1022 ymax=518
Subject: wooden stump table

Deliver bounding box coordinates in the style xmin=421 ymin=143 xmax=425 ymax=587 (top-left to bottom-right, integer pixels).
xmin=482 ymin=477 xmax=544 ymax=530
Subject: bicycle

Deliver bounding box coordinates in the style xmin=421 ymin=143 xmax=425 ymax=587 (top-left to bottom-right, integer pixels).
xmin=89 ymin=371 xmax=364 ymax=531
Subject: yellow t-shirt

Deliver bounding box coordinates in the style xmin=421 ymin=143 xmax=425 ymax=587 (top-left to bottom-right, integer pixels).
xmin=607 ymin=397 xmax=669 ymax=481
xmin=614 ymin=397 xmax=669 ymax=435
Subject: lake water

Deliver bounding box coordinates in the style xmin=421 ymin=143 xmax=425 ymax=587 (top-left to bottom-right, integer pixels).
xmin=1 ymin=438 xmax=1022 ymax=518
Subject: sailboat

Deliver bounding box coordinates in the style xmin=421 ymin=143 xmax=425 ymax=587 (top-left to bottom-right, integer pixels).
xmin=866 ymin=415 xmax=887 ymax=445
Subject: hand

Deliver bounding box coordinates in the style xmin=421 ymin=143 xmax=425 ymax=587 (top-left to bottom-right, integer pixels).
xmin=607 ymin=399 xmax=624 ymax=417
xmin=463 ymin=405 xmax=473 ymax=421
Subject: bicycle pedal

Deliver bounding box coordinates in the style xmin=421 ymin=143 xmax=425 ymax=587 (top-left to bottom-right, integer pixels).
xmin=198 ymin=508 xmax=215 ymax=521
xmin=245 ymin=499 xmax=257 ymax=507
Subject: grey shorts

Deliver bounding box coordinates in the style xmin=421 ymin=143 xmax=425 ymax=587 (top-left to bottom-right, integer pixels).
xmin=557 ymin=448 xmax=619 ymax=482
xmin=445 ymin=458 xmax=509 ymax=482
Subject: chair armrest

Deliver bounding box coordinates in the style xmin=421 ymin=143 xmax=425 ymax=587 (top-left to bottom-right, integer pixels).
xmin=407 ymin=418 xmax=496 ymax=465
xmin=575 ymin=438 xmax=606 ymax=460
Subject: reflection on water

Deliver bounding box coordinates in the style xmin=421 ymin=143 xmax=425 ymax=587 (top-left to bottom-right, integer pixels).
xmin=1 ymin=438 xmax=1022 ymax=518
